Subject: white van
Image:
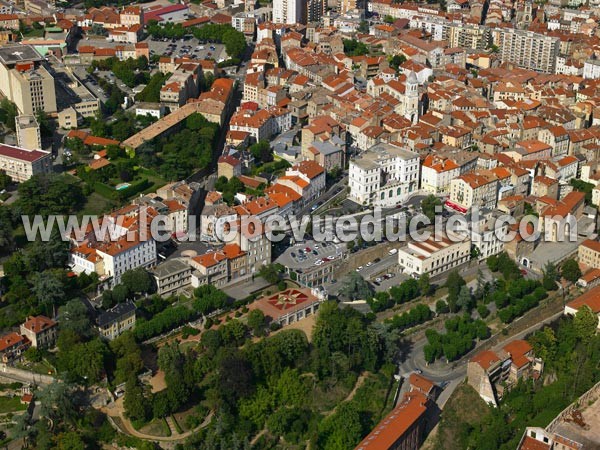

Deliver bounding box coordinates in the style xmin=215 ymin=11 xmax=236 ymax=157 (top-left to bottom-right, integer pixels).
xmin=388 ymin=248 xmax=398 ymax=256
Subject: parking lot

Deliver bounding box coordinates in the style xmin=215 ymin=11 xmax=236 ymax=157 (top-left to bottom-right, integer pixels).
xmin=71 ymin=66 xmax=108 ymax=103
xmin=276 ymin=240 xmax=345 ymax=270
xmin=146 ymin=36 xmax=228 ymax=63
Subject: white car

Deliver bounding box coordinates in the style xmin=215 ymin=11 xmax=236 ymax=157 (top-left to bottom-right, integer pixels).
xmin=356 ymin=266 xmax=363 ymax=272
xmin=366 ymin=262 xmax=373 ymax=267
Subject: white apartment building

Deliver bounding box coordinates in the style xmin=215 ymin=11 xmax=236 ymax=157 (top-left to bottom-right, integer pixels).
xmin=583 ymin=60 xmax=600 ymax=79
xmin=273 ymin=0 xmax=304 ymax=24
xmin=349 ymin=143 xmax=420 ymax=207
xmin=449 ymin=172 xmax=499 ymax=212
xmin=492 ymin=28 xmax=560 ymax=73
xmin=421 ymin=154 xmax=460 ymax=194
xmin=0 ymin=143 xmax=51 ymax=182
xmin=457 ymin=211 xmax=508 ymax=261
xmin=397 ymin=232 xmax=471 ymax=277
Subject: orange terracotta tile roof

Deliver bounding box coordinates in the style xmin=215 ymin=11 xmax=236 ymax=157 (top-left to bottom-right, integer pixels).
xmin=519 ymin=436 xmax=552 ymax=450
xmin=567 ymin=285 xmax=600 ymax=313
xmin=0 ymin=333 xmax=26 ymax=353
xmin=409 ymin=373 xmax=435 ymax=395
xmin=503 ymin=340 xmax=532 ymax=368
xmin=356 ymin=391 xmax=428 ymax=450
xmin=22 ymin=315 xmax=56 ymax=334
xmin=471 ymin=350 xmax=502 ymax=370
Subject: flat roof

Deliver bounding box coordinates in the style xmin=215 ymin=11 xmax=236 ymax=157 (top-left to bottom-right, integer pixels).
xmin=0 ymin=44 xmax=42 ymax=65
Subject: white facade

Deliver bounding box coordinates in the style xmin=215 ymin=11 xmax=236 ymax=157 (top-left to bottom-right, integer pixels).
xmin=273 ymin=0 xmax=303 ymax=24
xmin=97 ymin=239 xmax=157 ymax=285
xmin=397 ymin=232 xmax=471 ymax=277
xmin=583 ymin=60 xmax=600 ymax=79
xmin=0 ymin=144 xmax=51 ymax=182
xmin=349 ymin=143 xmax=420 ymax=207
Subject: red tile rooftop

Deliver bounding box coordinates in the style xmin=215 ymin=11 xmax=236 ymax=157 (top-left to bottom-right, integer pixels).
xmin=0 ymin=144 xmax=49 ymax=162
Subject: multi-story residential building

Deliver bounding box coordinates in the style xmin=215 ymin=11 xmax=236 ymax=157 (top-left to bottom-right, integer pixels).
xmin=307 ymin=0 xmax=325 ymax=22
xmin=448 ymin=23 xmax=491 ymax=49
xmin=273 ymin=0 xmax=305 ymax=24
xmin=466 ymin=211 xmax=509 ymax=261
xmin=304 ymin=139 xmax=345 ymax=172
xmin=583 ymin=59 xmax=600 ymax=80
xmin=278 ymin=160 xmax=326 ymax=205
xmin=119 ymin=5 xmax=143 ymax=26
xmin=0 ymin=332 xmax=29 ymax=362
xmin=160 ymin=62 xmax=202 ymax=110
xmin=20 ymin=316 xmax=57 ymax=349
xmin=578 ymin=239 xmax=600 ymax=269
xmin=229 ymin=108 xmax=276 ymax=142
xmin=449 ymin=172 xmax=499 ymax=212
xmin=97 ymin=301 xmax=136 ymax=340
xmin=467 ymin=348 xmax=510 ymax=406
xmin=349 ymin=143 xmax=420 ymax=207
xmin=152 ymin=258 xmax=192 ymax=296
xmin=0 ymin=143 xmax=52 ymax=182
xmin=492 ymin=28 xmax=560 ymax=73
xmin=538 ymin=126 xmax=570 ymax=157
xmin=397 ymin=231 xmax=471 ymax=277
xmin=0 ymin=45 xmax=57 ymax=115
xmin=15 ymin=115 xmax=41 ymax=150
xmin=421 ymin=154 xmax=460 ymax=194
xmin=70 ymin=209 xmax=157 ymax=287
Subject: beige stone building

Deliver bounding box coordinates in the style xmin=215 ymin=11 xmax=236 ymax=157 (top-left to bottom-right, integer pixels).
xmin=578 ymin=239 xmax=600 ymax=269
xmin=15 ymin=114 xmax=41 ymax=150
xmin=0 ymin=143 xmax=51 ymax=182
xmin=20 ymin=315 xmax=57 ymax=349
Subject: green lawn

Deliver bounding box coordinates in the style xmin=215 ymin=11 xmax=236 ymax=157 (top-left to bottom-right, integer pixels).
xmin=80 ymin=192 xmax=117 ymax=216
xmin=0 ymin=396 xmax=26 ymax=414
xmin=16 ymin=359 xmax=54 ymax=376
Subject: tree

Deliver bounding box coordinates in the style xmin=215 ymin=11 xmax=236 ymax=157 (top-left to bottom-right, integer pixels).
xmin=561 ymin=259 xmax=582 ymax=283
xmin=357 ymin=20 xmax=369 ymax=33
xmin=124 ymin=376 xmax=149 ymax=422
xmin=30 ymin=271 xmax=64 ymax=317
xmin=542 ymin=262 xmax=558 ymax=291
xmin=445 ymin=270 xmax=466 ymax=313
xmin=55 ymin=432 xmax=85 ymax=450
xmin=38 ymin=382 xmax=79 ymax=426
xmin=574 ymin=306 xmax=598 ymax=342
xmin=258 ymin=263 xmax=283 ymax=284
xmin=0 ymin=98 xmax=18 ymax=130
xmin=418 ymin=272 xmax=433 ymax=296
xmin=249 ymin=140 xmax=273 ymax=164
xmin=421 ymin=195 xmax=442 ymax=222
xmin=111 ymin=284 xmax=130 ymax=304
xmin=0 ymin=170 xmax=11 ymax=190
xmin=342 ymin=39 xmax=369 ymax=56
xmin=58 ymin=299 xmax=91 ymax=337
xmin=436 ymin=300 xmax=449 ymax=314
xmin=121 ymin=268 xmax=153 ymax=294
xmin=389 ymin=54 xmax=407 ymax=72
xmin=338 ymin=272 xmax=373 ymax=301
xmin=456 ymin=285 xmax=473 ymax=312
xmin=247 ymin=309 xmax=266 ymax=337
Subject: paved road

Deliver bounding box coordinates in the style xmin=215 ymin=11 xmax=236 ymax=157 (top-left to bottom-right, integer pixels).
xmin=0 ymin=364 xmax=55 ymax=386
xmin=398 ymin=310 xmax=564 ymax=405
